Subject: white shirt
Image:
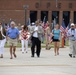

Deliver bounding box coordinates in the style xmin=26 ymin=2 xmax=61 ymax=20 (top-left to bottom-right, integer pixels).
xmin=33 ymin=26 xmax=38 ymax=38
xmin=67 ymin=28 xmax=76 ymax=40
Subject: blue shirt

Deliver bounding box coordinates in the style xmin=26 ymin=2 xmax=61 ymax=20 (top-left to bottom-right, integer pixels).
xmin=52 ymin=29 xmax=60 ymax=39
xmin=6 ymin=28 xmax=19 ymax=39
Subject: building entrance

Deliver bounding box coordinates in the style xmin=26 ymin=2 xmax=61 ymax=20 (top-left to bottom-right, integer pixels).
xmin=63 ymin=11 xmax=70 ymax=27
xmin=52 ymin=11 xmax=59 ymax=24
xmin=30 ymin=11 xmax=37 ymax=23
xmin=41 ymin=11 xmax=48 ymax=22
xmin=74 ymin=11 xmax=76 ymax=24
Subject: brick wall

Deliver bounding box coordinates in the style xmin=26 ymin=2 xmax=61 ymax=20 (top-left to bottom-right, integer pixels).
xmin=0 ymin=0 xmax=76 ymax=24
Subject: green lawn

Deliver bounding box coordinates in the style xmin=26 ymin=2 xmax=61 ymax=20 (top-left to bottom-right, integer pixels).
xmin=5 ymin=40 xmax=69 ymax=48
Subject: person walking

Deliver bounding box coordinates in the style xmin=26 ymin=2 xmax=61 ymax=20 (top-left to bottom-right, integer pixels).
xmin=45 ymin=24 xmax=51 ymax=50
xmin=52 ymin=24 xmax=61 ymax=56
xmin=19 ymin=25 xmax=24 ymax=51
xmin=0 ymin=23 xmax=6 ymax=58
xmin=30 ymin=21 xmax=44 ymax=57
xmin=21 ymin=25 xmax=29 ymax=53
xmin=67 ymin=23 xmax=76 ymax=58
xmin=6 ymin=21 xmax=19 ymax=59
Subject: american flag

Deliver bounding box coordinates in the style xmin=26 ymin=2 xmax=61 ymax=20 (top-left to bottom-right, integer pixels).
xmin=60 ymin=20 xmax=66 ymax=32
xmin=42 ymin=16 xmax=47 ymax=31
xmin=42 ymin=16 xmax=46 ymax=26
xmin=65 ymin=22 xmax=70 ymax=33
xmin=65 ymin=22 xmax=70 ymax=39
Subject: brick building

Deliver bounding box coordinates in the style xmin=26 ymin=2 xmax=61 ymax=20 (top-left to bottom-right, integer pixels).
xmin=0 ymin=0 xmax=76 ymax=26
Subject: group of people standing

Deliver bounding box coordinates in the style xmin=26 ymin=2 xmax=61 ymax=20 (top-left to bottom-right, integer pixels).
xmin=0 ymin=20 xmax=76 ymax=59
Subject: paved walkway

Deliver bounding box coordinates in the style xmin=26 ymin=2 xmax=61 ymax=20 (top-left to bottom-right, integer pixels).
xmin=0 ymin=47 xmax=76 ymax=75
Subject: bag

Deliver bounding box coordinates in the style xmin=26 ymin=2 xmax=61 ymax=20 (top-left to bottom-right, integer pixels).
xmin=51 ymin=30 xmax=54 ymax=41
xmin=51 ymin=36 xmax=54 ymax=41
xmin=52 ymin=36 xmax=54 ymax=40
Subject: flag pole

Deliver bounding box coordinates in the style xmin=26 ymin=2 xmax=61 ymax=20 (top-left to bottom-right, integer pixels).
xmin=61 ymin=32 xmax=65 ymax=48
xmin=60 ymin=19 xmax=65 ymax=48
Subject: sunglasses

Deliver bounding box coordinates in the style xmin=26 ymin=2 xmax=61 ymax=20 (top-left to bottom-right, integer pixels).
xmin=71 ymin=26 xmax=74 ymax=27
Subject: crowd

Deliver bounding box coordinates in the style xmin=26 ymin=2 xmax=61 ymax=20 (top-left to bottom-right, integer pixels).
xmin=0 ymin=20 xmax=76 ymax=59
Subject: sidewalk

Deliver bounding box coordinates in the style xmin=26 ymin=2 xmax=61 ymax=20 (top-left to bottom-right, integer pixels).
xmin=0 ymin=47 xmax=76 ymax=75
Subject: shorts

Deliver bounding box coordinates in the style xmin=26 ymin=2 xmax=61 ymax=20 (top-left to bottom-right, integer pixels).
xmin=53 ymin=39 xmax=60 ymax=42
xmin=7 ymin=37 xmax=18 ymax=46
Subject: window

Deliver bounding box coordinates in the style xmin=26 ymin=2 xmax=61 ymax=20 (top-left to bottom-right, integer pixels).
xmin=58 ymin=3 xmax=61 ymax=9
xmin=52 ymin=11 xmax=59 ymax=24
xmin=69 ymin=3 xmax=73 ymax=9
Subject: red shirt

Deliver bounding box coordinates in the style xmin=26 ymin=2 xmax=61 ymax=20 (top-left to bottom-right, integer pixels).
xmin=21 ymin=30 xmax=29 ymax=40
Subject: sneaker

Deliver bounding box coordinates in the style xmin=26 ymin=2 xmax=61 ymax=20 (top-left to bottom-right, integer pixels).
xmin=0 ymin=56 xmax=3 ymax=58
xmin=22 ymin=52 xmax=24 ymax=54
xmin=13 ymin=53 xmax=17 ymax=58
xmin=57 ymin=52 xmax=59 ymax=55
xmin=0 ymin=55 xmax=3 ymax=58
xmin=69 ymin=54 xmax=72 ymax=57
xmin=73 ymin=56 xmax=75 ymax=58
xmin=26 ymin=51 xmax=27 ymax=53
xmin=31 ymin=55 xmax=34 ymax=57
xmin=10 ymin=57 xmax=13 ymax=59
xmin=37 ymin=55 xmax=40 ymax=58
